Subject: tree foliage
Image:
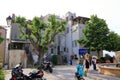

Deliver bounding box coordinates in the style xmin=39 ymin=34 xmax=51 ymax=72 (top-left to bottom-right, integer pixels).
xmin=105 ymin=54 xmax=111 ymax=60
xmin=78 ymin=15 xmax=109 ymax=57
xmin=15 ymin=15 xmax=66 ymax=64
xmin=0 ymin=37 xmax=4 ymax=43
xmin=106 ymin=31 xmax=120 ymax=51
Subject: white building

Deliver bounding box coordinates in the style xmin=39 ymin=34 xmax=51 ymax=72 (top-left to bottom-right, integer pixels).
xmin=46 ymin=12 xmax=90 ymax=64
xmin=61 ymin=12 xmax=89 ymax=61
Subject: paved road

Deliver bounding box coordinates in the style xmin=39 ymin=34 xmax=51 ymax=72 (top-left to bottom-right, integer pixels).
xmin=5 ymin=65 xmax=120 ymax=80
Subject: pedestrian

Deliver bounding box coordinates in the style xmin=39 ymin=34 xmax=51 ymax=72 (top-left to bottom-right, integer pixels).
xmin=83 ymin=53 xmax=90 ymax=76
xmin=92 ymin=57 xmax=97 ymax=70
xmin=70 ymin=55 xmax=73 ymax=65
xmin=70 ymin=58 xmax=72 ymax=65
xmin=75 ymin=59 xmax=84 ymax=79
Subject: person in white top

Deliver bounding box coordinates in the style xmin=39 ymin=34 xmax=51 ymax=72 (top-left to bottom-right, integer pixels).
xmin=92 ymin=57 xmax=97 ymax=70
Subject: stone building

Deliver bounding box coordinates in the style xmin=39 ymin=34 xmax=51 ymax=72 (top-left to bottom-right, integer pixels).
xmin=45 ymin=12 xmax=103 ymax=64
xmin=6 ymin=15 xmax=28 ymax=68
xmin=0 ymin=26 xmax=6 ymax=66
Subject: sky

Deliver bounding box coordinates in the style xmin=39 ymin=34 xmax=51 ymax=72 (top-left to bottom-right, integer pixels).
xmin=0 ymin=0 xmax=120 ymax=56
xmin=0 ymin=0 xmax=120 ymax=34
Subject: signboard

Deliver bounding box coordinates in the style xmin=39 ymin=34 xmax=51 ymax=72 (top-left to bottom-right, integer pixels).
xmin=79 ymin=48 xmax=88 ymax=55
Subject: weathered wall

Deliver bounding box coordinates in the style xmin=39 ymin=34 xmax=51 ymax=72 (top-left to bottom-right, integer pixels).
xmin=115 ymin=51 xmax=120 ymax=63
xmin=9 ymin=50 xmax=27 ymax=69
xmin=0 ymin=26 xmax=6 ymax=66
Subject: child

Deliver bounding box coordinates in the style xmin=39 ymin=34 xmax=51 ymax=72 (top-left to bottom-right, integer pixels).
xmin=75 ymin=60 xmax=84 ymax=79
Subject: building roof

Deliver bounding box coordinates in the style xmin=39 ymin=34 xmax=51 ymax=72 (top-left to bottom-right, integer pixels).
xmin=73 ymin=16 xmax=90 ymax=22
xmin=72 ymin=16 xmax=90 ymax=24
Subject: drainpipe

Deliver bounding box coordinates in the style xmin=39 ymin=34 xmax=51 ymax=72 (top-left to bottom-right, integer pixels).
xmin=4 ymin=29 xmax=7 ymax=68
xmin=70 ymin=20 xmax=73 ymax=60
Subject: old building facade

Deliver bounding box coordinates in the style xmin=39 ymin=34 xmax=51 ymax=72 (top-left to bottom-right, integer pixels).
xmin=5 ymin=15 xmax=28 ymax=68
xmin=47 ymin=12 xmax=103 ymax=64
xmin=0 ymin=26 xmax=6 ymax=66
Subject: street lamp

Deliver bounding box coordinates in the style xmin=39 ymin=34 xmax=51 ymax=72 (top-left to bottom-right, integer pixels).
xmin=6 ymin=16 xmax=12 ymax=26
xmin=6 ymin=16 xmax=12 ymax=69
xmin=6 ymin=15 xmax=12 ymax=41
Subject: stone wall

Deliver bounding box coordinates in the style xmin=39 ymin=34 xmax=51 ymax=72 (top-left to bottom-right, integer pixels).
xmin=8 ymin=50 xmax=27 ymax=69
xmin=115 ymin=51 xmax=120 ymax=63
xmin=98 ymin=63 xmax=120 ymax=77
xmin=0 ymin=26 xmax=6 ymax=67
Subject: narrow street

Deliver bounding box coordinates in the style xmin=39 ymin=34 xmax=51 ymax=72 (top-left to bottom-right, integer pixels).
xmin=5 ymin=65 xmax=120 ymax=80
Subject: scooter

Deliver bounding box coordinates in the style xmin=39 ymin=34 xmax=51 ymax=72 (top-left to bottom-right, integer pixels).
xmin=10 ymin=63 xmax=46 ymax=80
xmin=38 ymin=61 xmax=53 ymax=73
xmin=75 ymin=72 xmax=85 ymax=80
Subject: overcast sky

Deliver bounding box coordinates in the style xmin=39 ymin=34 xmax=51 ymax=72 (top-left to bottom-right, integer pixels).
xmin=0 ymin=0 xmax=120 ymax=35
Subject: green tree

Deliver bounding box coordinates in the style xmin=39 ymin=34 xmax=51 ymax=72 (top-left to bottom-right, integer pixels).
xmin=78 ymin=15 xmax=109 ymax=58
xmin=15 ymin=15 xmax=66 ymax=64
xmin=106 ymin=31 xmax=120 ymax=51
xmin=105 ymin=54 xmax=111 ymax=60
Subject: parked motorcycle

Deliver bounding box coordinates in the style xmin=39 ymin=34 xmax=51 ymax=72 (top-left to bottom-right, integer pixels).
xmin=10 ymin=63 xmax=46 ymax=80
xmin=27 ymin=70 xmax=46 ymax=80
xmin=38 ymin=61 xmax=53 ymax=73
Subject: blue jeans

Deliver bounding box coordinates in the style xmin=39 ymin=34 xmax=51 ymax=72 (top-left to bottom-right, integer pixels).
xmin=92 ymin=61 xmax=96 ymax=70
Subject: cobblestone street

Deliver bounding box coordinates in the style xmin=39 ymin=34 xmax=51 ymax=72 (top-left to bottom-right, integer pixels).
xmin=5 ymin=65 xmax=120 ymax=80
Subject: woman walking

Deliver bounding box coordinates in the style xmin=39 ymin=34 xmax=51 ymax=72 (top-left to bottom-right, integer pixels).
xmin=84 ymin=53 xmax=90 ymax=76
